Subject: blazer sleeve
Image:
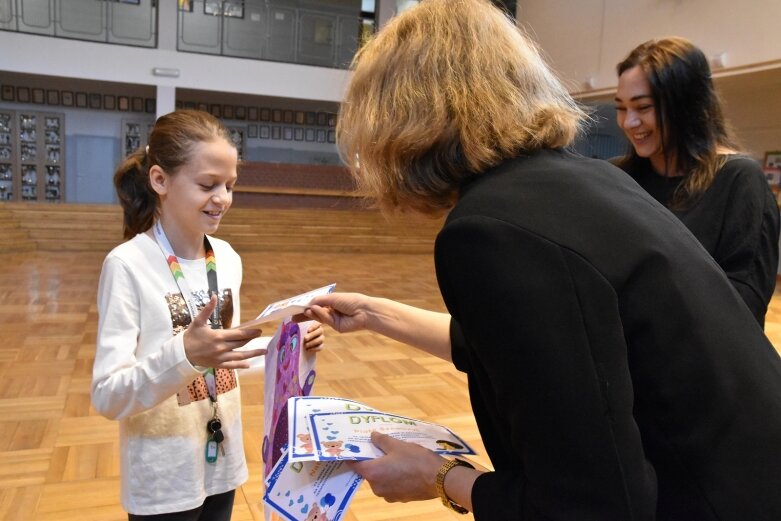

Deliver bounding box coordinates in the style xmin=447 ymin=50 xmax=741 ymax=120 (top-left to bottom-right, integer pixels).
xmin=713 ymin=159 xmax=780 ymax=323
xmin=435 ymin=215 xmax=656 ymax=521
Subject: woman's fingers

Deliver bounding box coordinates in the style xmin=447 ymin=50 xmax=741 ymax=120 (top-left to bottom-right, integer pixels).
xmin=304 ymin=305 xmax=336 ymax=328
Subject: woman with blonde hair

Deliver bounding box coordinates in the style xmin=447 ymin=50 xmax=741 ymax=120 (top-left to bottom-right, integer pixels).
xmin=614 ymin=37 xmax=779 ymax=326
xmin=307 ymin=0 xmax=781 ymax=519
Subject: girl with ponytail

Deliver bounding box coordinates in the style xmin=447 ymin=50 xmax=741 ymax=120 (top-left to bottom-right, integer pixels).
xmin=93 ymin=110 xmax=323 ymax=520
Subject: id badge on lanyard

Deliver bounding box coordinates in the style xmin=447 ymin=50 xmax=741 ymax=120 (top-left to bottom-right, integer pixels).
xmin=153 ymin=221 xmax=225 ymax=462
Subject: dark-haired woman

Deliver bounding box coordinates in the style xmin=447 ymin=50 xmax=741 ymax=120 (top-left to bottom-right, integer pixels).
xmin=91 ymin=109 xmax=323 ymax=520
xmin=614 ymin=37 xmax=779 ymax=326
xmin=303 ymin=1 xmax=781 ymax=520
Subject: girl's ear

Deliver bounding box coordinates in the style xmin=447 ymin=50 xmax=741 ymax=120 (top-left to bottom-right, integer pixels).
xmin=148 ymin=165 xmax=168 ymax=196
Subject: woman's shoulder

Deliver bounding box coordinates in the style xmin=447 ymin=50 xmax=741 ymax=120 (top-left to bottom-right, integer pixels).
xmin=448 ymin=150 xmax=653 ymax=235
xmin=717 ymin=155 xmax=768 ymax=186
xmin=720 ymin=154 xmax=763 ymax=172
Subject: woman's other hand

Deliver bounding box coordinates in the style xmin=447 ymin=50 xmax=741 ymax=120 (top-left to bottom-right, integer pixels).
xmin=348 ymin=432 xmax=444 ymax=502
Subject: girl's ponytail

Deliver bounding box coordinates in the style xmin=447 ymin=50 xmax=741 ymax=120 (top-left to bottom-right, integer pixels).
xmin=114 ymin=146 xmax=157 ymax=239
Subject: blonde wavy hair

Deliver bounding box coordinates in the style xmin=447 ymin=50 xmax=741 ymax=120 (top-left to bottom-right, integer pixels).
xmin=337 ymin=0 xmax=586 ymax=213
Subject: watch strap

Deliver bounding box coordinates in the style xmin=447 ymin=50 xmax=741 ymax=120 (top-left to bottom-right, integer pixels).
xmin=435 ymin=458 xmax=474 ymax=514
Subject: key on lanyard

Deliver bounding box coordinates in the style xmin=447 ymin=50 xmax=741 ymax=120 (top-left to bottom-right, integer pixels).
xmin=205 ymin=404 xmax=225 ymax=463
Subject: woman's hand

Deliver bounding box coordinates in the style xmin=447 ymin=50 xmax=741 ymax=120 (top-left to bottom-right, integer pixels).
xmin=348 ymin=432 xmax=445 ymax=503
xmin=183 ymin=295 xmax=265 ymax=369
xmin=305 ymin=293 xmax=453 ymax=362
xmin=304 ymin=292 xmax=373 ymax=333
xmin=302 ymin=322 xmax=325 ymax=352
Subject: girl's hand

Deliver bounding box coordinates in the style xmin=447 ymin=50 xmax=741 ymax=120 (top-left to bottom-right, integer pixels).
xmin=183 ymin=295 xmax=265 ymax=369
xmin=302 ymin=323 xmax=325 ymax=352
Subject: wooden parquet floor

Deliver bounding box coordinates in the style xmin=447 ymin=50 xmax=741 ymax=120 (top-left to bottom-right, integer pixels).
xmin=2 ymin=249 xmax=781 ymax=521
xmin=0 ymin=249 xmax=483 ymax=521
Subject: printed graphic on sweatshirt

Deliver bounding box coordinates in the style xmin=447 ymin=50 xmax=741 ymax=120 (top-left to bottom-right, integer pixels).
xmin=164 ymin=288 xmax=238 ymax=406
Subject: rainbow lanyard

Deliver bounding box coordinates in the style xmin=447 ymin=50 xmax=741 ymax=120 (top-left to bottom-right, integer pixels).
xmin=153 ymin=221 xmax=221 ymax=402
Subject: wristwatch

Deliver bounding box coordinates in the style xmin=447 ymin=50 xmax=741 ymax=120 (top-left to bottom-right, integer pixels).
xmin=435 ymin=458 xmax=474 ymax=514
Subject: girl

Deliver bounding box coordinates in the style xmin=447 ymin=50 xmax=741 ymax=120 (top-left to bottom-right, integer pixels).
xmin=92 ymin=109 xmax=323 ymax=520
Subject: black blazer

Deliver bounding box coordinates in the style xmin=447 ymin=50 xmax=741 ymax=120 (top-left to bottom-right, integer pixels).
xmin=435 ymin=149 xmax=781 ymax=520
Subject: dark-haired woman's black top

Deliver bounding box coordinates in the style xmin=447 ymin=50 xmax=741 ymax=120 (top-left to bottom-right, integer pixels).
xmin=621 ymin=156 xmax=779 ymax=326
xmin=435 ymin=149 xmax=781 ymax=521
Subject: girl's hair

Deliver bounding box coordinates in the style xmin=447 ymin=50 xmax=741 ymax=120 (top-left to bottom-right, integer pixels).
xmin=615 ymin=36 xmax=740 ymax=208
xmin=113 ymin=109 xmax=234 ymax=239
xmin=337 ymin=0 xmax=586 ymax=214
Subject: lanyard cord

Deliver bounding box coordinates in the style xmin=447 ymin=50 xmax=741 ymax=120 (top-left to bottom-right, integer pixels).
xmin=153 ymin=221 xmax=221 ymax=402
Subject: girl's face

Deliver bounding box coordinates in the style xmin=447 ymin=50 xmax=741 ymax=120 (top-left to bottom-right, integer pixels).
xmin=615 ymin=65 xmax=666 ymax=173
xmin=154 ymin=138 xmax=238 ymax=243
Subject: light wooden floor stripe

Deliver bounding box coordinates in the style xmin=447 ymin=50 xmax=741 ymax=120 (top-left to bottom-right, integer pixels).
xmin=1 ymin=250 xmax=780 ymax=520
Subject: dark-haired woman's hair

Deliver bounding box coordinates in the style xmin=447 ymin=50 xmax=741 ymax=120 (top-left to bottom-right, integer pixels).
xmin=113 ymin=109 xmax=233 ymax=239
xmin=615 ymin=37 xmax=740 ymax=209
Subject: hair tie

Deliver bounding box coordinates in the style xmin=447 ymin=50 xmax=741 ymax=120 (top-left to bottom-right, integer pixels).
xmin=145 ymin=145 xmax=149 ymax=155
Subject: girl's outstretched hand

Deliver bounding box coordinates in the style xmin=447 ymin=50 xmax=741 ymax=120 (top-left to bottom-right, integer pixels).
xmin=304 ymin=292 xmax=372 ymax=333
xmin=183 ymin=294 xmax=265 ymax=369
